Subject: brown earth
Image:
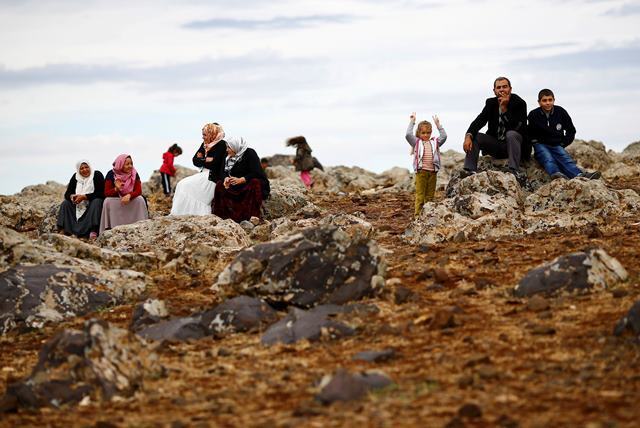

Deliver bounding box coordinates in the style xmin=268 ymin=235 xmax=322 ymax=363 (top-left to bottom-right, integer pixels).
xmin=1 ymin=183 xmax=640 ymax=428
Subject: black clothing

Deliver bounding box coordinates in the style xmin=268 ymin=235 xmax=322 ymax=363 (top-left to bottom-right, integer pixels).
xmin=527 ymin=105 xmax=576 ymax=147
xmin=192 ymin=141 xmax=227 ymax=182
xmin=466 ymin=93 xmax=528 ymax=139
xmin=57 ymin=198 xmax=103 ymax=237
xmin=214 ymin=148 xmax=270 ymax=199
xmin=63 ymin=171 xmax=105 ymax=202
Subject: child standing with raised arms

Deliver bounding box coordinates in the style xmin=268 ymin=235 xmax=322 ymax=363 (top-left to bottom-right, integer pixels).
xmin=405 ymin=112 xmax=447 ymax=217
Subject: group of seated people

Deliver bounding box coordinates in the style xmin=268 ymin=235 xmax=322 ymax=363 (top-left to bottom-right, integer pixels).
xmin=57 ymin=122 xmax=270 ymax=239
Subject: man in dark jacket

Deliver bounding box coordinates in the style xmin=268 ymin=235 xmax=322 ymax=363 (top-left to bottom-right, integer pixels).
xmin=462 ymin=77 xmax=528 ymax=182
xmin=528 ymin=88 xmax=600 ymax=180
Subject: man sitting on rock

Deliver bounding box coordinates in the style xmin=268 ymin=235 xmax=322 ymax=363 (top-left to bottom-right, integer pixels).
xmin=528 ymin=88 xmax=601 ymax=180
xmin=462 ymin=76 xmax=528 ymax=184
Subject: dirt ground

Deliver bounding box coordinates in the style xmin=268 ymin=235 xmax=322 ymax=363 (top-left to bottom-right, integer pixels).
xmin=1 ymin=183 xmax=640 ymax=428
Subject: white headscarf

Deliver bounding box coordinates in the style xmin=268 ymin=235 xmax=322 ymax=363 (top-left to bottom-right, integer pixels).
xmin=74 ymin=160 xmax=95 ymax=219
xmin=224 ymin=137 xmax=249 ymax=174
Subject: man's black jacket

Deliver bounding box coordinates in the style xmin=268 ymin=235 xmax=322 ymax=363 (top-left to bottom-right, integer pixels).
xmin=466 ymin=93 xmax=527 ymax=139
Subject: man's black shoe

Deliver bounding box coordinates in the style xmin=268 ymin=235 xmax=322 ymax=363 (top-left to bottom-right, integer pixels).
xmin=578 ymin=171 xmax=602 ymax=180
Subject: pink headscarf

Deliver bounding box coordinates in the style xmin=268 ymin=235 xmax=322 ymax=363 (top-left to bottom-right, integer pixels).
xmin=112 ymin=154 xmax=137 ymax=195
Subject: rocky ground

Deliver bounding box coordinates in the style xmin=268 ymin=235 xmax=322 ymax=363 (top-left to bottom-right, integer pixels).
xmin=1 ymin=141 xmax=640 ymax=427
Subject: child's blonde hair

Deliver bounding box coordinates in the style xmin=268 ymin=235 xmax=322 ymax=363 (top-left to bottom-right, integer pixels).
xmin=415 ymin=120 xmax=432 ymax=137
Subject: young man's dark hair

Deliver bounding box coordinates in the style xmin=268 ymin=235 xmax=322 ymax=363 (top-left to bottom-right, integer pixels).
xmin=537 ymin=88 xmax=554 ymax=101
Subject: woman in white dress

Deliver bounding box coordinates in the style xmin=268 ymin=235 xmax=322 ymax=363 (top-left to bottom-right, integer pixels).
xmin=170 ymin=123 xmax=227 ymax=215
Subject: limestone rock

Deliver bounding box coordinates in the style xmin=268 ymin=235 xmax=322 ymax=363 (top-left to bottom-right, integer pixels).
xmin=265 ymin=165 xmax=306 ymax=191
xmin=0 ymin=181 xmax=65 ymax=232
xmin=602 ymin=161 xmax=640 ymax=180
xmin=130 ymin=299 xmax=170 ymax=331
xmin=0 ymin=320 xmax=158 ymax=411
xmin=262 ymin=181 xmax=309 ymax=220
xmin=513 ymin=248 xmax=628 ymax=297
xmin=214 ymin=226 xmax=386 ymax=308
xmin=565 ymin=140 xmax=613 ymax=172
xmin=268 ymin=213 xmax=374 ymax=241
xmin=0 ymin=263 xmax=146 ymax=335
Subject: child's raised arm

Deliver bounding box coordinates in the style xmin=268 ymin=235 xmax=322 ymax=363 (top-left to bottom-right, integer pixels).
xmin=406 ymin=112 xmax=417 ymax=147
xmin=433 ymin=114 xmax=447 ymax=146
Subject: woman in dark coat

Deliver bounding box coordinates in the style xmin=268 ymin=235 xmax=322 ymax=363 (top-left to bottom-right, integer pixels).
xmin=56 ymin=160 xmax=105 ymax=238
xmin=212 ymin=136 xmax=270 ymax=222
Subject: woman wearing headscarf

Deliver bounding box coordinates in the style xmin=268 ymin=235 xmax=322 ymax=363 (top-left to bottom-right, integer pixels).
xmin=212 ymin=136 xmax=270 ymax=222
xmin=170 ymin=122 xmax=227 ymax=215
xmin=56 ymin=160 xmax=105 ymax=238
xmin=99 ymin=154 xmax=149 ymax=233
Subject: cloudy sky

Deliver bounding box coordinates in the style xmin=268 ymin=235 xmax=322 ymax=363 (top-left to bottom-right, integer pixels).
xmin=1 ymin=0 xmax=639 ymax=194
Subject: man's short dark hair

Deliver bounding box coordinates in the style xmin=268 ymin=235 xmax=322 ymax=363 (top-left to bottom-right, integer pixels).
xmin=538 ymin=88 xmax=555 ymax=101
xmin=493 ymin=76 xmax=511 ymax=88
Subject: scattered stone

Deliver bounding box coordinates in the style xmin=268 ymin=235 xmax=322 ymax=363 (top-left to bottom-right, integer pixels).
xmin=137 ymin=317 xmax=208 ymax=342
xmin=261 ymin=305 xmax=356 ymax=345
xmin=529 ymin=324 xmax=556 ymax=335
xmin=613 ymin=300 xmax=640 ymax=339
xmin=200 ymin=296 xmax=279 ymax=335
xmin=514 ymin=248 xmax=628 ymax=297
xmin=527 ymin=295 xmax=550 ymax=312
xmin=130 ymin=299 xmax=170 ymax=332
xmin=611 ymin=289 xmax=628 ymax=299
xmin=0 ymin=320 xmax=158 ymax=411
xmin=394 ymin=287 xmax=417 ymax=305
xmin=352 ymin=349 xmax=396 ymax=363
xmin=458 ymin=403 xmax=483 ymax=419
xmin=315 ymin=368 xmax=393 ymax=404
xmin=214 ymin=226 xmax=386 ymax=308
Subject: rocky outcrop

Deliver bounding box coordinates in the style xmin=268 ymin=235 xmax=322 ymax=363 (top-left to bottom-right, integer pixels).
xmin=0 ymin=263 xmax=145 ymax=335
xmin=513 ymin=249 xmax=628 ymax=297
xmin=265 ymin=213 xmax=375 ymax=241
xmin=265 ymin=165 xmax=307 ymax=191
xmin=0 ymin=181 xmax=65 ymax=233
xmin=566 ymin=140 xmax=613 ymax=172
xmin=214 ymin=226 xmax=386 ymax=308
xmin=0 ymin=320 xmax=158 ymax=411
xmin=97 ymin=215 xmax=250 ymax=271
xmin=406 ymin=171 xmax=640 ymax=244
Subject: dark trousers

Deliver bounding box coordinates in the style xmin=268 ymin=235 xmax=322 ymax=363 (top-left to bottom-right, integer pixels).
xmin=160 ymin=173 xmax=172 ymax=195
xmin=464 ymin=131 xmax=523 ymax=171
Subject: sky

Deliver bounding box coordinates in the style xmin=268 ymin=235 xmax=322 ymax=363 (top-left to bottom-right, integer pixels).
xmin=1 ymin=0 xmax=639 ymax=195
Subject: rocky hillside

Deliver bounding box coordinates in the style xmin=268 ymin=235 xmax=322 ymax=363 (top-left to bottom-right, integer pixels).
xmin=1 ymin=140 xmax=639 ymax=427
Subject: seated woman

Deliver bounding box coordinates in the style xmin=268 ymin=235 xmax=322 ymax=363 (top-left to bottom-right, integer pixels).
xmin=56 ymin=160 xmax=105 ymax=239
xmin=170 ymin=123 xmax=227 ymax=215
xmin=99 ymin=154 xmax=149 ymax=234
xmin=212 ymin=136 xmax=270 ymax=222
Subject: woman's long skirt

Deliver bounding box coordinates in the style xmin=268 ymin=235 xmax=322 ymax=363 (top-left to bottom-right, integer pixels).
xmin=99 ymin=196 xmax=149 ymax=234
xmin=212 ymin=179 xmax=264 ymax=223
xmin=170 ymin=170 xmax=216 ymax=216
xmin=56 ymin=198 xmax=103 ymax=237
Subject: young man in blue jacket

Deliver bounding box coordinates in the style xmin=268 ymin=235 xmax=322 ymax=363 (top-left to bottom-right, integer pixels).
xmin=528 ymin=88 xmax=600 ymax=180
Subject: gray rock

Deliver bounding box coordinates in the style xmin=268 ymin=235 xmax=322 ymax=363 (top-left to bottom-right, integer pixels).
xmin=130 ymin=299 xmax=170 ymax=331
xmin=0 ymin=181 xmax=65 ymax=233
xmin=137 ymin=316 xmax=208 ymax=342
xmin=613 ymin=300 xmax=640 ymax=339
xmin=261 ymin=305 xmax=356 ymax=345
xmin=0 ymin=319 xmax=158 ymax=411
xmin=0 ymin=264 xmax=145 ymax=335
xmin=214 ymin=226 xmax=386 ymax=308
xmin=200 ymin=296 xmax=278 ymax=335
xmin=352 ymin=348 xmax=396 ymax=363
xmin=514 ymin=248 xmax=628 ymax=297
xmin=143 ymin=165 xmax=198 ymax=195
xmin=315 ymin=368 xmax=393 ymax=404
xmin=262 ymin=181 xmax=310 ymax=220
xmin=566 ymin=139 xmax=613 ymax=172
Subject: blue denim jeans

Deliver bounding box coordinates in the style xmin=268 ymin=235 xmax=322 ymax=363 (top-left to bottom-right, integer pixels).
xmin=533 ymin=144 xmax=582 ymax=178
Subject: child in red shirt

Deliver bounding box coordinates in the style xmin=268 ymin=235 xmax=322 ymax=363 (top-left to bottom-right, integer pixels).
xmin=159 ymin=143 xmax=182 ymax=195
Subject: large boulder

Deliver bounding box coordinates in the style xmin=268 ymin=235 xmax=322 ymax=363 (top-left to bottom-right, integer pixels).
xmin=265 ymin=165 xmax=306 ymax=191
xmin=0 ymin=181 xmax=65 ymax=233
xmin=96 ymin=215 xmax=250 ymax=271
xmin=323 ymin=166 xmax=383 ymax=193
xmin=602 ymin=161 xmax=640 ymax=180
xmin=0 ymin=263 xmax=145 ymax=335
xmin=565 ymin=140 xmax=613 ymax=172
xmin=262 ymin=181 xmax=310 ymax=220
xmin=214 ymin=226 xmax=386 ymax=308
xmin=514 ymin=249 xmax=628 ymax=297
xmin=267 ymin=213 xmax=375 ymax=241
xmin=0 ymin=320 xmax=158 ymax=412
